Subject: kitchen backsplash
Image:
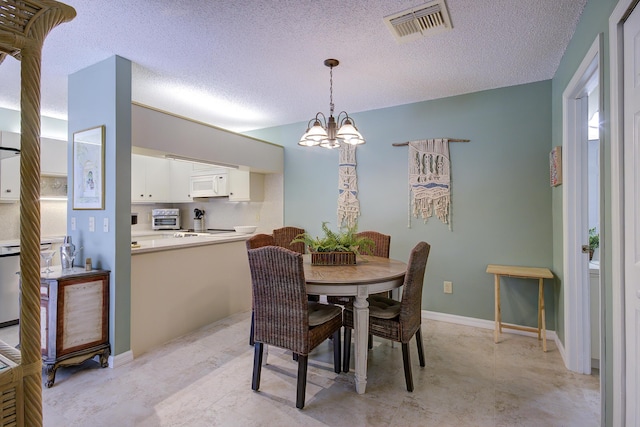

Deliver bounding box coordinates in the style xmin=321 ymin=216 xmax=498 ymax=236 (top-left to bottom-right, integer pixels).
xmin=41 ymin=175 xmax=68 ymax=198
xmin=0 ymin=200 xmax=67 ymax=240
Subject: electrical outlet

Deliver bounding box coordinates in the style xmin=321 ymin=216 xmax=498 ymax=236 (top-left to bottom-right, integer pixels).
xmin=444 ymin=281 xmax=453 ymax=294
xmin=103 ymin=217 xmax=109 ymax=232
xmin=89 ymin=216 xmax=95 ymax=232
xmin=71 ymin=217 xmax=76 ymax=231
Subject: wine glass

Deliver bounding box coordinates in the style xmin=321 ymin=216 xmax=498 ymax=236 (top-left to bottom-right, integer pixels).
xmin=40 ymin=250 xmax=56 ymax=273
xmin=64 ymin=247 xmax=82 ymax=270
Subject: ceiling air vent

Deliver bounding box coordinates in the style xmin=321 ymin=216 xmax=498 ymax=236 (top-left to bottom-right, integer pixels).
xmin=384 ymin=0 xmax=452 ymax=43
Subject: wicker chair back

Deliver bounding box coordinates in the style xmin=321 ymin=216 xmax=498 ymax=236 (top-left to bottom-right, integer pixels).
xmin=273 ymin=226 xmax=305 ymax=254
xmin=355 ymin=231 xmax=390 ymax=258
xmin=247 ymin=246 xmax=310 ymax=355
xmin=245 ymin=233 xmax=275 ymax=250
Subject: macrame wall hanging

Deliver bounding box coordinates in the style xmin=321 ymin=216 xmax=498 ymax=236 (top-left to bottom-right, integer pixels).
xmin=337 ymin=143 xmax=360 ymax=227
xmin=393 ymin=138 xmax=469 ymax=230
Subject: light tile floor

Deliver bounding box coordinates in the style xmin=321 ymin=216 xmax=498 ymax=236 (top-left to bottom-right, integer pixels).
xmin=0 ymin=312 xmax=600 ymax=426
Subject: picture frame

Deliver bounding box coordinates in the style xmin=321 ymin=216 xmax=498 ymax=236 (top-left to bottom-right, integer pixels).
xmin=73 ymin=125 xmax=105 ymax=210
xmin=550 ymin=146 xmax=562 ymax=187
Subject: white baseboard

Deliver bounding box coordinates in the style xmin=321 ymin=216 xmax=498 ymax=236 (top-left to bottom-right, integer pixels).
xmin=554 ymin=334 xmax=567 ymax=366
xmin=109 ymin=350 xmax=134 ymax=368
xmin=422 ymin=310 xmax=558 ymax=341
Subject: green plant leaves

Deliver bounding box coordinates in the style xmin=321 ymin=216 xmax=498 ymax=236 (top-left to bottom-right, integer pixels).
xmin=291 ymin=222 xmax=375 ymax=255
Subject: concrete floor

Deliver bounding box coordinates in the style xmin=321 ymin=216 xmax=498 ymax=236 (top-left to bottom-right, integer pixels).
xmin=0 ymin=311 xmax=599 ymax=426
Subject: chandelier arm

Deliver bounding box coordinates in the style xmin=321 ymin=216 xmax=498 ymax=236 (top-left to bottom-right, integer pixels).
xmin=314 ymin=112 xmax=327 ymax=127
xmin=336 ymin=111 xmax=353 ymax=126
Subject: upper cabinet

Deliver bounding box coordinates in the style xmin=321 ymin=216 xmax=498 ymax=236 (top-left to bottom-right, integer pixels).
xmin=41 ymin=137 xmax=68 ymax=176
xmin=169 ymin=160 xmax=193 ymax=202
xmin=0 ymin=132 xmax=68 ymax=202
xmin=0 ymin=132 xmax=21 ymax=201
xmin=131 ymin=153 xmax=266 ymax=203
xmin=131 ymin=154 xmax=170 ymax=203
xmin=229 ymin=170 xmax=264 ymax=202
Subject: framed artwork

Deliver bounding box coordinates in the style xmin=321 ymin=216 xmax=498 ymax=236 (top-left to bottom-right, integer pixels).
xmin=550 ymin=146 xmax=562 ymax=187
xmin=73 ymin=125 xmax=105 ymax=209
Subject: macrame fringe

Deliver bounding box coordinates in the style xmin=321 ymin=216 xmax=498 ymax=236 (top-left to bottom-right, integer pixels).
xmin=408 ymin=138 xmax=452 ymax=228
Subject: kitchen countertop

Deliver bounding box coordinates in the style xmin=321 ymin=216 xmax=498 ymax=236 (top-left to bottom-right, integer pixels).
xmin=131 ymin=232 xmax=252 ymax=254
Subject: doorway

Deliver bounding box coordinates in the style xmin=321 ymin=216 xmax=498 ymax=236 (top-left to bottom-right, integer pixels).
xmin=586 ymin=84 xmax=601 ymax=374
xmin=610 ymin=0 xmax=640 ymax=423
xmin=562 ymin=34 xmax=603 ymax=380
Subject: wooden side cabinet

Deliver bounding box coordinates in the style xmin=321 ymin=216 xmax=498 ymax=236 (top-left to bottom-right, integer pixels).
xmin=39 ymin=267 xmax=110 ymax=387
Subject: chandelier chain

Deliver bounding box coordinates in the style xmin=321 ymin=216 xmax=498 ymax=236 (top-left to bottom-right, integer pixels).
xmin=329 ymin=65 xmax=334 ymax=116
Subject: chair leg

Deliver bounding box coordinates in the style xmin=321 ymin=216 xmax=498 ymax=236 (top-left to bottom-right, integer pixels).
xmin=368 ymin=334 xmax=373 ymax=349
xmin=296 ymin=354 xmax=308 ymax=409
xmin=333 ymin=328 xmax=341 ymax=373
xmin=249 ymin=311 xmax=255 ymax=346
xmin=343 ymin=327 xmax=351 ymax=373
xmin=252 ymin=342 xmax=263 ymax=391
xmin=416 ymin=328 xmax=425 ymax=367
xmin=401 ymin=343 xmax=414 ymax=392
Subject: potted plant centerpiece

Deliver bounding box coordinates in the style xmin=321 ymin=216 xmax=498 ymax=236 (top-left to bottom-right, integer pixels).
xmin=292 ymin=222 xmax=375 ymax=265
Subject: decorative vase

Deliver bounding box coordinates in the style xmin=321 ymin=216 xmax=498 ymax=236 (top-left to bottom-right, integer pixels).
xmin=311 ymin=251 xmax=356 ymax=266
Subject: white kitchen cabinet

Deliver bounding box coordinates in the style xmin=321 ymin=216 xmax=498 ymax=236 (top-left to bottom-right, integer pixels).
xmin=228 ymin=169 xmax=264 ymax=202
xmin=169 ymin=160 xmax=193 ymax=202
xmin=0 ymin=131 xmax=21 ymax=201
xmin=41 ymin=137 xmax=67 ymax=176
xmin=131 ymin=154 xmax=170 ymax=203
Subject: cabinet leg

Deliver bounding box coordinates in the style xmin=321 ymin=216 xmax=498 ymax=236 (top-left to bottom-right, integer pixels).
xmin=99 ymin=348 xmax=110 ymax=368
xmin=44 ymin=364 xmax=57 ymax=388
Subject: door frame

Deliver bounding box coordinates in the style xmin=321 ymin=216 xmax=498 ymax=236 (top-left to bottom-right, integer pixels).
xmin=562 ymin=34 xmax=603 ymax=376
xmin=609 ymin=0 xmax=637 ymax=424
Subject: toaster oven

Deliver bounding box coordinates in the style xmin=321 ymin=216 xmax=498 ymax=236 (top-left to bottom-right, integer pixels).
xmin=151 ymin=208 xmax=181 ymax=230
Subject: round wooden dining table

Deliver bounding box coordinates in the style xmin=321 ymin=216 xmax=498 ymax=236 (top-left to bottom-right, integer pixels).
xmin=302 ymin=254 xmax=407 ymax=394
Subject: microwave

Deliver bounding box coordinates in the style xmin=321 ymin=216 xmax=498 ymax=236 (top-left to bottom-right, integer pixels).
xmin=189 ymin=173 xmax=229 ymax=198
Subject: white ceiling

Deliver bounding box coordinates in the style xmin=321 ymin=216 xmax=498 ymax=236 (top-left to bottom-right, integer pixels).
xmin=0 ymin=0 xmax=586 ymax=133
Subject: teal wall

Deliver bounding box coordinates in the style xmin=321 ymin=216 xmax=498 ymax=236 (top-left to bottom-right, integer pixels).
xmin=67 ymin=56 xmax=132 ymax=357
xmin=248 ymin=80 xmax=554 ymax=329
xmin=550 ymin=0 xmax=618 ymax=425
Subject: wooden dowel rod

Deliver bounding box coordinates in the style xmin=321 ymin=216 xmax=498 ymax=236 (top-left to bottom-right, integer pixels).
xmin=392 ymin=139 xmax=470 ymax=146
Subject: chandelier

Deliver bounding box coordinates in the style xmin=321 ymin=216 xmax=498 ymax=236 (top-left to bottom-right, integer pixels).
xmin=298 ymin=59 xmax=365 ymax=148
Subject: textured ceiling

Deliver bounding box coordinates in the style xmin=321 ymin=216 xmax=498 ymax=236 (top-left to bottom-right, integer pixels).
xmin=0 ymin=0 xmax=586 ymax=133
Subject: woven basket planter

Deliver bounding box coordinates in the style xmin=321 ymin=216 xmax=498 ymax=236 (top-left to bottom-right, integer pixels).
xmin=311 ymin=251 xmax=356 ymax=266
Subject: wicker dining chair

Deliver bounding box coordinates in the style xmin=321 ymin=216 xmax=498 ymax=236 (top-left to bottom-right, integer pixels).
xmin=248 ymin=246 xmax=342 ymax=409
xmin=327 ymin=231 xmax=391 ymax=306
xmin=245 ymin=233 xmax=275 ymax=251
xmin=273 ymin=226 xmax=305 ymax=254
xmin=273 ymin=226 xmax=322 ymax=303
xmin=246 ymin=233 xmax=275 ymax=345
xmin=343 ymin=241 xmax=431 ymax=392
